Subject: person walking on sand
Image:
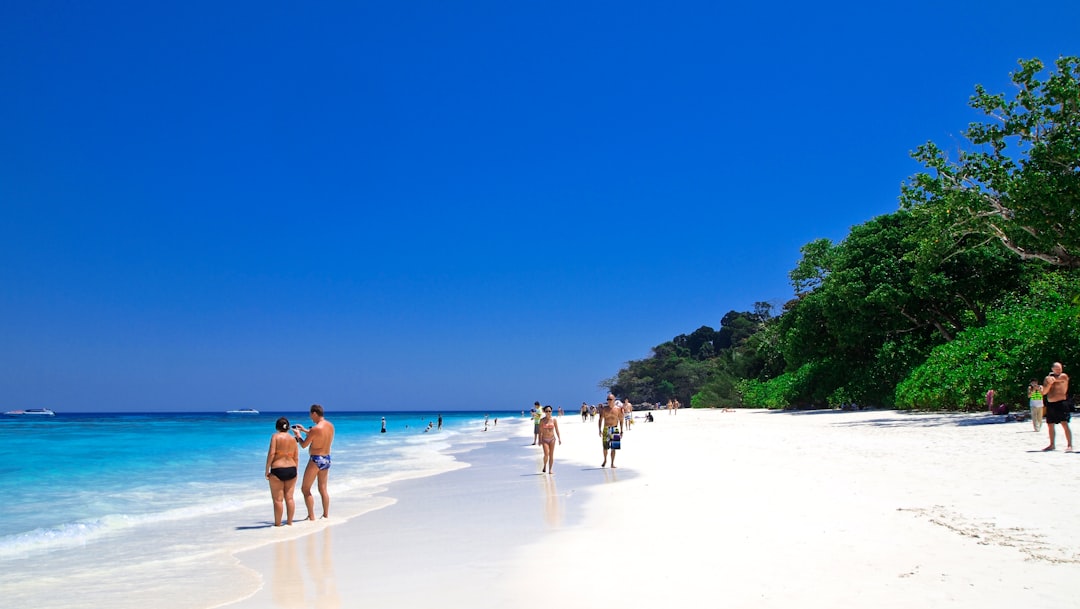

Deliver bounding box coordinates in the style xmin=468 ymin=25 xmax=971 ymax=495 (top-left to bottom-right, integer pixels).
xmin=295 ymin=404 xmax=336 ymax=519
xmin=538 ymin=406 xmax=561 ymax=474
xmin=1028 ymin=379 xmax=1045 ymax=432
xmin=531 ymin=402 xmax=542 ymax=446
xmin=599 ymin=394 xmax=624 ymax=468
xmin=581 ymin=402 xmax=588 ymax=422
xmin=265 ymin=417 xmax=299 ymax=526
xmin=1042 ymin=362 xmax=1073 ymax=451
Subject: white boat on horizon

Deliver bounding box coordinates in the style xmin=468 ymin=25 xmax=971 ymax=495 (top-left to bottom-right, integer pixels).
xmin=225 ymin=408 xmax=260 ymax=415
xmin=3 ymin=408 xmax=56 ymax=416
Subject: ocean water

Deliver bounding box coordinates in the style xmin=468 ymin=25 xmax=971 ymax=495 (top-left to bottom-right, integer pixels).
xmin=0 ymin=410 xmax=522 ymax=609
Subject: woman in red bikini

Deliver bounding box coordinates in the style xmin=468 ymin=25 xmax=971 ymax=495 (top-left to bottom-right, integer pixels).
xmin=538 ymin=406 xmax=562 ymax=474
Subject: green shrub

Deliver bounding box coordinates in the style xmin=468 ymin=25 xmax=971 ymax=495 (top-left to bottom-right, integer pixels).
xmin=895 ymin=305 xmax=1080 ymax=410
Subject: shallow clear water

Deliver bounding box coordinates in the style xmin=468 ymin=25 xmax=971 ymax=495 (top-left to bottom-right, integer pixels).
xmin=0 ymin=409 xmax=519 ymax=608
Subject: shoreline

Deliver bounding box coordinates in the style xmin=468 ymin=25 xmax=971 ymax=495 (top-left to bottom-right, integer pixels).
xmin=223 ymin=415 xmax=605 ymax=608
xmin=0 ymin=413 xmax=523 ymax=609
xmin=224 ymin=408 xmax=1080 ymax=608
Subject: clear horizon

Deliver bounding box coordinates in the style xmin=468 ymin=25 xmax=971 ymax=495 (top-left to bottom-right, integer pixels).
xmin=3 ymin=1 xmax=1078 ymax=412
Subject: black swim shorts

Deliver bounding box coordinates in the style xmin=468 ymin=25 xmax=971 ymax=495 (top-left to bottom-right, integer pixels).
xmin=1046 ymin=399 xmax=1072 ymax=424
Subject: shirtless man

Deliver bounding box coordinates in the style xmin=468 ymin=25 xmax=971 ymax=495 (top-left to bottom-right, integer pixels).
xmin=531 ymin=402 xmax=542 ymax=445
xmin=1042 ymin=362 xmax=1073 ymax=451
xmin=598 ymin=393 xmax=624 ymax=468
xmin=296 ymin=404 xmax=336 ymax=519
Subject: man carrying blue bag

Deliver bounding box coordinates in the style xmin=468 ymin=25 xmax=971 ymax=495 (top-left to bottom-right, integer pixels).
xmin=599 ymin=393 xmax=624 ymax=468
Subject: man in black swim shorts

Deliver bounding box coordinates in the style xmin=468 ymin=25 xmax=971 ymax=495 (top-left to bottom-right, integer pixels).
xmin=1042 ymin=362 xmax=1073 ymax=452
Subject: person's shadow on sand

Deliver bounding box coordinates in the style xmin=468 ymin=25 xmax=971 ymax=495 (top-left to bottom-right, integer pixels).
xmin=236 ymin=522 xmax=276 ymax=530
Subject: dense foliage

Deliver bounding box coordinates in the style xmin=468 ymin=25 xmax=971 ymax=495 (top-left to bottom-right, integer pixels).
xmin=603 ymin=307 xmax=773 ymax=407
xmin=602 ymin=57 xmax=1080 ymax=411
xmin=896 ymin=274 xmax=1080 ymax=410
xmin=902 ymin=57 xmax=1080 ymax=267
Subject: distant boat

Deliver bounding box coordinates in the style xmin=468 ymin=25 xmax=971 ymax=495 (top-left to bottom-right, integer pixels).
xmin=3 ymin=408 xmax=56 ymax=416
xmin=225 ymin=408 xmax=260 ymax=415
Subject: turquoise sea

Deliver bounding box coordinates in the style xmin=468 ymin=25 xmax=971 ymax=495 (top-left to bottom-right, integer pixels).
xmin=0 ymin=409 xmax=522 ymax=609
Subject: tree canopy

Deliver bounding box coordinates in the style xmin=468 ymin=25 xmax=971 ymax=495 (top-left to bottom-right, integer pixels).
xmin=902 ymin=57 xmax=1080 ymax=267
xmin=603 ymin=56 xmax=1080 ymax=411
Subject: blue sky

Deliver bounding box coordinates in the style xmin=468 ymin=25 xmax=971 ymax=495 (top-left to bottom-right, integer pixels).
xmin=2 ymin=1 xmax=1078 ymax=412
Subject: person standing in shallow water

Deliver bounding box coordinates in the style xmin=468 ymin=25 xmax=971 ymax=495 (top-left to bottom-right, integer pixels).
xmin=1042 ymin=362 xmax=1073 ymax=451
xmin=538 ymin=406 xmax=561 ymax=473
xmin=295 ymin=404 xmax=336 ymax=520
xmin=265 ymin=417 xmax=299 ymax=526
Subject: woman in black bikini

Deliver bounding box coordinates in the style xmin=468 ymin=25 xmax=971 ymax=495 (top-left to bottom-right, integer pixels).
xmin=539 ymin=406 xmax=561 ymax=474
xmin=265 ymin=417 xmax=300 ymax=526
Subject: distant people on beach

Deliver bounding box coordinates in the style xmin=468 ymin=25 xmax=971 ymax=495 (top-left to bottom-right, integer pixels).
xmin=265 ymin=417 xmax=299 ymax=526
xmin=437 ymin=413 xmax=442 ymax=430
xmin=531 ymin=402 xmax=542 ymax=445
xmin=987 ymin=388 xmax=1009 ymax=415
xmin=1042 ymin=362 xmax=1072 ymax=451
xmin=599 ymin=394 xmax=624 ymax=468
xmin=581 ymin=402 xmax=588 ymax=422
xmin=295 ymin=404 xmax=335 ymax=520
xmin=645 ymin=412 xmax=654 ymax=422
xmin=623 ymin=400 xmax=633 ymax=429
xmin=539 ymin=405 xmax=561 ymax=474
xmin=1028 ymin=380 xmax=1045 ymax=432
xmin=380 ymin=417 xmax=386 ymax=433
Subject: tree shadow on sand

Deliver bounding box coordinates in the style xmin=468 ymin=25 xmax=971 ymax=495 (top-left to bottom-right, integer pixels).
xmin=758 ymin=408 xmax=1020 ymax=429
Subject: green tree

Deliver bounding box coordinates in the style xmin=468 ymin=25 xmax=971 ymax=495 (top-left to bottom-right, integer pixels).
xmin=770 ymin=210 xmax=1023 ymax=407
xmin=902 ymin=56 xmax=1080 ymax=267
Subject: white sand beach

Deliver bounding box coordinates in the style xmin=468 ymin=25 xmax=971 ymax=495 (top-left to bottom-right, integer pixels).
xmin=224 ymin=409 xmax=1080 ymax=609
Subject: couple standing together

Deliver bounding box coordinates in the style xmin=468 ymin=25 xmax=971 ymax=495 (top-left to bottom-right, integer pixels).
xmin=264 ymin=404 xmax=336 ymax=526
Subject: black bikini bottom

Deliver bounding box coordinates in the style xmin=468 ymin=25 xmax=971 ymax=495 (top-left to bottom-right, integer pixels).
xmin=270 ymin=466 xmax=297 ymax=481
